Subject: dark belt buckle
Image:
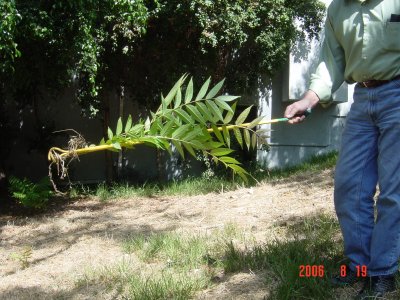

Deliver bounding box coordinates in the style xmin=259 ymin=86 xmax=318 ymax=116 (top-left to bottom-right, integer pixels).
xmin=360 ymin=80 xmax=387 ymax=88
xmin=361 ymin=81 xmax=370 ymax=88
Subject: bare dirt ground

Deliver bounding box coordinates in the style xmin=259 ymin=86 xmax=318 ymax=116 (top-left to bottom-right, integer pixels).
xmin=0 ymin=168 xmax=337 ymax=300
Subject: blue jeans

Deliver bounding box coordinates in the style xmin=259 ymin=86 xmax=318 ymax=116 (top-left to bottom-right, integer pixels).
xmin=334 ymin=78 xmax=400 ymax=276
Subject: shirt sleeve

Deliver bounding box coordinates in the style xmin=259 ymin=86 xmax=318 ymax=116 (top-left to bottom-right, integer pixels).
xmin=309 ymin=10 xmax=346 ymax=103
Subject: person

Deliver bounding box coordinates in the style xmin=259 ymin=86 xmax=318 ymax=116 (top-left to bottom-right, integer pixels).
xmin=284 ymin=0 xmax=400 ymax=299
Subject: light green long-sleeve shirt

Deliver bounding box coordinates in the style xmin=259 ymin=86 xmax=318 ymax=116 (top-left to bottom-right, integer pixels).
xmin=309 ymin=0 xmax=400 ymax=102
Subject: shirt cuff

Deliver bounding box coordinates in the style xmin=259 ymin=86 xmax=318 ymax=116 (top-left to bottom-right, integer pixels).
xmin=309 ymin=80 xmax=332 ymax=104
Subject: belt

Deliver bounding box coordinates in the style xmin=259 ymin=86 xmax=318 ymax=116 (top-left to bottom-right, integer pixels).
xmin=357 ymin=75 xmax=400 ymax=88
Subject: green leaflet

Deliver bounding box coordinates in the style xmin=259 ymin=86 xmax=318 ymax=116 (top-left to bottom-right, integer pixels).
xmin=161 ymin=94 xmax=166 ymax=112
xmin=116 ymin=117 xmax=123 ymax=136
xmin=252 ymin=132 xmax=258 ymax=149
xmin=216 ymin=95 xmax=240 ymax=102
xmin=139 ymin=137 xmax=163 ymax=149
xmin=107 ymin=127 xmax=113 ymax=140
xmin=215 ymin=99 xmax=233 ymax=113
xmin=161 ymin=139 xmax=172 ymax=155
xmin=244 ymin=129 xmax=251 ymax=150
xmin=112 ymin=142 xmax=122 ymax=150
xmin=160 ymin=119 xmax=175 ymax=137
xmin=184 ymin=78 xmax=194 ymax=104
xmin=204 ymin=141 xmax=224 ymax=149
xmin=186 ymin=104 xmax=206 ymax=125
xmin=233 ymin=127 xmax=243 ymax=148
xmin=182 ymin=126 xmax=203 ymax=142
xmin=163 ymin=74 xmax=186 ymax=108
xmin=211 ymin=124 xmax=224 ymax=144
xmin=222 ymin=125 xmax=230 ymax=148
xmin=210 ymin=148 xmax=234 ymax=156
xmin=183 ymin=142 xmax=196 ymax=157
xmin=124 ymin=115 xmax=132 ymax=133
xmin=172 ymin=124 xmax=191 ymax=139
xmin=172 ymin=140 xmax=185 ymax=158
xmin=144 ymin=117 xmax=151 ymax=131
xmin=195 ymin=77 xmax=210 ymax=101
xmin=189 ymin=139 xmax=208 ymax=150
xmin=149 ymin=118 xmax=162 ymax=135
xmin=174 ymin=86 xmax=182 ymax=109
xmin=246 ymin=115 xmax=264 ymax=129
xmin=197 ymin=102 xmax=214 ymax=123
xmin=206 ymin=100 xmax=224 ymax=122
xmin=127 ymin=124 xmax=145 ymax=137
xmin=219 ymin=156 xmax=241 ymax=165
xmin=206 ymin=78 xmax=225 ymax=99
xmin=235 ymin=106 xmax=253 ymax=125
xmin=228 ymin=164 xmax=249 ymax=183
xmin=223 ymin=102 xmax=236 ymax=124
xmin=175 ymin=108 xmax=194 ymax=124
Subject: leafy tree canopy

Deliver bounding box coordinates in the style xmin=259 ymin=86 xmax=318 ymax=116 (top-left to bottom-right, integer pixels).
xmin=1 ymin=0 xmax=148 ymax=116
xmin=1 ymin=0 xmax=325 ymax=115
xmin=130 ymin=0 xmax=325 ymax=107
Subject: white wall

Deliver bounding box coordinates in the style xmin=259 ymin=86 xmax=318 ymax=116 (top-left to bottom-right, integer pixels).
xmin=256 ymin=0 xmax=354 ymax=169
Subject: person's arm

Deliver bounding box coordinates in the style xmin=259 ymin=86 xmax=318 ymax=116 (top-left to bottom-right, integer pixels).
xmin=285 ymin=6 xmax=345 ymax=123
xmin=285 ymin=90 xmax=320 ymax=124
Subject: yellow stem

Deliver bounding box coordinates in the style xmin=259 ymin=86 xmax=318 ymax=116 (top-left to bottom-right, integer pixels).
xmin=206 ymin=118 xmax=288 ymax=132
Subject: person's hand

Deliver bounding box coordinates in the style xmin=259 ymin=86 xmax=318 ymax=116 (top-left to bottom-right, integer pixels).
xmin=284 ymin=90 xmax=320 ymax=124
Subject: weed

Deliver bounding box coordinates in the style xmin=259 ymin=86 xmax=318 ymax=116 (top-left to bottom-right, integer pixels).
xmin=95 ymin=183 xmax=111 ymax=201
xmin=9 ymin=176 xmax=53 ymax=208
xmin=10 ymin=246 xmax=32 ymax=269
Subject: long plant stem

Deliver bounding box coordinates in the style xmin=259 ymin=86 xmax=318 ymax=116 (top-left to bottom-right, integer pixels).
xmin=47 ymin=117 xmax=287 ymax=163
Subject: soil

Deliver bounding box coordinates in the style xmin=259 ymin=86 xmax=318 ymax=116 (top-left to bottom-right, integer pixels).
xmin=1 ymin=168 xmax=340 ymax=299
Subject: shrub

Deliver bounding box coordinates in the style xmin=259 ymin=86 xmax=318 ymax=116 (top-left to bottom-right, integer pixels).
xmin=8 ymin=176 xmax=53 ymax=208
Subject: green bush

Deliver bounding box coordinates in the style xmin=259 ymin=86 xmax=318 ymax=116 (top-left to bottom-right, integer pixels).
xmin=8 ymin=176 xmax=53 ymax=209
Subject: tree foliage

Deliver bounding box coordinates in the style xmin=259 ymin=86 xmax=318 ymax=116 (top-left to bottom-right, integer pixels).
xmin=1 ymin=0 xmax=325 ymax=113
xmin=1 ymin=0 xmax=148 ymax=116
xmin=0 ymin=0 xmax=20 ymax=78
xmin=129 ymin=0 xmax=325 ymax=106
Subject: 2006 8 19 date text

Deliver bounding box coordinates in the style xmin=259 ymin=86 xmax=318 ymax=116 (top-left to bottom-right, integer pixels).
xmin=299 ymin=265 xmax=325 ymax=277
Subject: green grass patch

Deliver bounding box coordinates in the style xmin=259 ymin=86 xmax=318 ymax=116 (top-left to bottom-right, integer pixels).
xmin=253 ymin=151 xmax=338 ymax=181
xmin=222 ymin=214 xmax=343 ymax=299
xmin=78 ymin=224 xmax=247 ymax=299
xmin=126 ymin=271 xmax=210 ymax=300
xmin=76 ymin=215 xmax=355 ymax=299
xmin=123 ymin=232 xmax=209 ymax=268
xmin=84 ymin=151 xmax=337 ymax=201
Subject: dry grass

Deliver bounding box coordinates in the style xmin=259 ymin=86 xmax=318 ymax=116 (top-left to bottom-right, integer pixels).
xmin=3 ymin=163 xmax=396 ymax=299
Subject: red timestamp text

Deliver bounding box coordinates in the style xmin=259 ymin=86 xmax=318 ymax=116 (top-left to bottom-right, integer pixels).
xmin=299 ymin=265 xmax=325 ymax=277
xmin=340 ymin=265 xmax=367 ymax=277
